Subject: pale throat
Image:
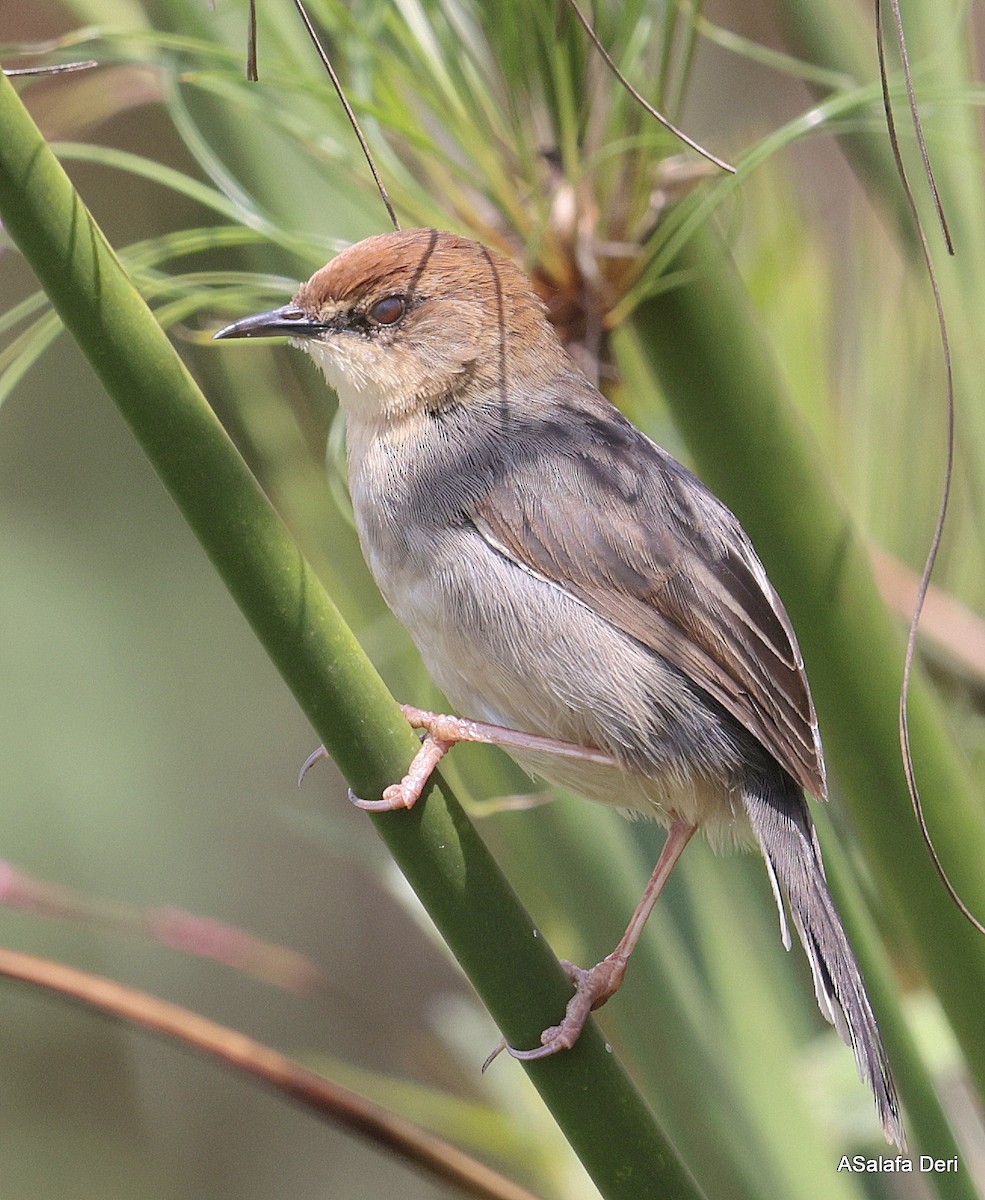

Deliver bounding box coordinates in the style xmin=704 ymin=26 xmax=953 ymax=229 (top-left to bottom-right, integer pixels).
xmin=300 ymin=337 xmax=403 ymax=424
xmin=300 ymin=334 xmax=469 ymax=432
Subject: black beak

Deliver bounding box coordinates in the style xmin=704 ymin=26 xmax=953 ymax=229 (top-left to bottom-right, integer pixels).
xmin=213 ymin=304 xmax=326 ymax=341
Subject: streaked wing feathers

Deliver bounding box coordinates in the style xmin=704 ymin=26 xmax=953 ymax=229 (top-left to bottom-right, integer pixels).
xmin=471 ymin=406 xmax=826 ymax=798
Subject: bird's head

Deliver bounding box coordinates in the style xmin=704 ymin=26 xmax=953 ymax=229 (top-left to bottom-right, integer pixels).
xmin=214 ymin=228 xmax=568 ymax=424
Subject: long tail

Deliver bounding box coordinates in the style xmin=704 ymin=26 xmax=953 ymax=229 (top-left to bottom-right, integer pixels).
xmin=744 ymin=777 xmax=904 ymax=1149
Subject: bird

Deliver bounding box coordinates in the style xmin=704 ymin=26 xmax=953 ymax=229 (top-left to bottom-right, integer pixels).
xmin=214 ymin=226 xmax=903 ymax=1146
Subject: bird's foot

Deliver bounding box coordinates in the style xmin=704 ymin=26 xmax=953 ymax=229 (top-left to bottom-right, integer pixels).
xmin=298 ymin=732 xmax=453 ymax=812
xmin=485 ymin=954 xmax=627 ymax=1066
xmin=357 ymin=730 xmax=454 ymax=811
xmin=482 ymin=822 xmax=697 ymax=1068
xmin=300 ymin=705 xmax=618 ymax=812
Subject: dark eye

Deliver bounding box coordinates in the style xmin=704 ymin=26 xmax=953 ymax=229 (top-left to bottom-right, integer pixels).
xmin=367 ymin=296 xmax=406 ymax=327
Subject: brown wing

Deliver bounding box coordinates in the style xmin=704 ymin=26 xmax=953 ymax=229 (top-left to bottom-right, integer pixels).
xmin=471 ymin=394 xmax=826 ymax=798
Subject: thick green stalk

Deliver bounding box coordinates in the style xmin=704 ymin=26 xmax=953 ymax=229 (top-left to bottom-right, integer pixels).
xmin=0 ymin=71 xmax=704 ymax=1200
xmin=627 ymin=223 xmax=985 ymax=1108
xmin=778 ymin=0 xmax=915 ymax=245
xmin=784 ymin=0 xmax=985 ymax=500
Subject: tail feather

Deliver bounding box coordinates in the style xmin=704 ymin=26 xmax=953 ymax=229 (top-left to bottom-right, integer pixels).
xmin=744 ymin=778 xmax=905 ymax=1149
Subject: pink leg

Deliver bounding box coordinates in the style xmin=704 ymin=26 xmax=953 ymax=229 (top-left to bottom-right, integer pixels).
xmin=299 ymin=704 xmax=620 ymax=812
xmin=397 ymin=706 xmax=617 ymax=767
xmin=502 ymin=820 xmax=697 ymax=1062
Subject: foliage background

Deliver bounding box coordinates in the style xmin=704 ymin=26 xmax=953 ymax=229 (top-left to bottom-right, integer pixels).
xmin=2 ymin=1 xmax=985 ymax=1198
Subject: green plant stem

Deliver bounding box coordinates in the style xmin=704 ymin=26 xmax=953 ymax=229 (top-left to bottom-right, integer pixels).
xmin=0 ymin=70 xmax=704 ymax=1200
xmin=792 ymin=0 xmax=985 ymax=544
xmin=778 ymin=0 xmax=915 ymax=246
xmin=627 ymin=223 xmax=985 ymax=1112
xmin=0 ymin=946 xmax=543 ymax=1200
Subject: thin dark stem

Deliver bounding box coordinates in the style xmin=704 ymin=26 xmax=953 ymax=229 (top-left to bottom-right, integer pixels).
xmin=560 ymin=0 xmax=735 ymax=174
xmin=885 ymin=0 xmax=954 ymax=254
xmin=246 ymin=0 xmax=258 ymax=82
xmin=0 ymin=947 xmax=542 ymax=1200
xmin=291 ymin=0 xmax=399 ymax=230
xmin=876 ymin=0 xmax=984 ymax=936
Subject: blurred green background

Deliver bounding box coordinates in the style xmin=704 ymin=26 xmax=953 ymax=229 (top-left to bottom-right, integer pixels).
xmin=3 ymin=1 xmax=985 ymax=1198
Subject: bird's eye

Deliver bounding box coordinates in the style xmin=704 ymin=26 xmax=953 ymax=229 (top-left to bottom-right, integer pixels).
xmin=366 ymin=296 xmax=406 ymax=327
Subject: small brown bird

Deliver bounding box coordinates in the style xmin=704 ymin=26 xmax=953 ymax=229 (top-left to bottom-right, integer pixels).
xmin=216 ymin=227 xmax=903 ymax=1146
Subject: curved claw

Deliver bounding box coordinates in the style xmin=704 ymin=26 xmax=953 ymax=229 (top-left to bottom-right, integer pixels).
xmin=481 ymin=1039 xmax=509 ymax=1073
xmin=298 ymin=745 xmax=328 ymax=787
xmin=483 ymin=1028 xmax=573 ymax=1068
xmin=302 ymin=751 xmax=421 ymax=810
xmin=489 ymin=958 xmax=621 ymax=1065
xmin=348 ymin=786 xmax=414 ymax=812
xmin=504 ymin=1024 xmax=580 ymax=1062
